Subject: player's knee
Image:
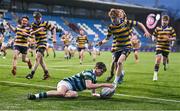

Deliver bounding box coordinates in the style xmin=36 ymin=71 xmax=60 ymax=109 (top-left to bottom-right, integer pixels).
xmin=13 ymin=55 xmax=17 ymax=60
xmin=117 ymin=61 xmax=122 ymax=66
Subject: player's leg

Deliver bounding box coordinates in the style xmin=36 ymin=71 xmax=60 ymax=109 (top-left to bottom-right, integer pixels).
xmin=11 ymin=49 xmax=20 ymax=75
xmin=80 ymin=49 xmax=84 ymax=64
xmin=39 ymin=56 xmax=50 ymax=80
xmin=113 ymin=54 xmax=126 ymax=86
xmin=134 ymin=50 xmax=139 ymax=63
xmin=28 ymin=80 xmax=76 ymax=100
xmin=153 ymin=51 xmax=162 ymax=81
xmin=64 ymin=46 xmax=68 ymax=59
xmin=92 ymin=48 xmax=96 ymax=61
xmin=1 ymin=44 xmax=7 ymax=58
xmin=162 ymin=51 xmax=169 ymax=71
xmin=52 ymin=48 xmax=56 ymax=58
xmin=45 ymin=46 xmax=49 ymax=57
xmin=21 ymin=47 xmax=32 ymax=69
xmin=106 ymin=61 xmax=116 ymax=82
xmin=26 ymin=50 xmax=42 ymax=79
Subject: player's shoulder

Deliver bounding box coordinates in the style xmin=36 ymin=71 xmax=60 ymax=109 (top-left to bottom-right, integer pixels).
xmin=82 ymin=69 xmax=94 ymax=75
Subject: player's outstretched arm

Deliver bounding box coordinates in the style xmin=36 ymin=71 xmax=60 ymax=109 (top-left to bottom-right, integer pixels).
xmin=7 ymin=22 xmax=16 ymax=32
xmin=85 ymin=80 xmax=113 ymax=89
xmin=137 ymin=22 xmax=151 ymax=37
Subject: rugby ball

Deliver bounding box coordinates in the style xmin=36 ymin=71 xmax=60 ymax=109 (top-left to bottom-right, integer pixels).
xmin=100 ymin=87 xmax=115 ymax=99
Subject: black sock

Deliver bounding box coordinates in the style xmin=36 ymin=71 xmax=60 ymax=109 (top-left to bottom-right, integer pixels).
xmin=31 ymin=71 xmax=35 ymax=75
xmin=154 ymin=64 xmax=159 ymax=72
xmin=44 ymin=70 xmax=49 ymax=75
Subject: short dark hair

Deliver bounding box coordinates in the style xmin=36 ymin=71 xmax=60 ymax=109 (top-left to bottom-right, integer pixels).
xmin=21 ymin=16 xmax=29 ymax=20
xmin=162 ymin=15 xmax=169 ymax=21
xmin=95 ymin=62 xmax=107 ymax=72
xmin=33 ymin=11 xmax=42 ymax=18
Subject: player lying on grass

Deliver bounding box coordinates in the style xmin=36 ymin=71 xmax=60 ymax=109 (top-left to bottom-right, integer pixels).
xmin=28 ymin=62 xmax=114 ymax=100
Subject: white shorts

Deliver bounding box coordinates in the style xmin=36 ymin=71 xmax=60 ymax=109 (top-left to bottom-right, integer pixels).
xmin=68 ymin=45 xmax=76 ymax=51
xmin=57 ymin=80 xmax=73 ymax=91
xmin=2 ymin=42 xmax=8 ymax=47
xmin=93 ymin=47 xmax=100 ymax=52
xmin=85 ymin=44 xmax=88 ymax=49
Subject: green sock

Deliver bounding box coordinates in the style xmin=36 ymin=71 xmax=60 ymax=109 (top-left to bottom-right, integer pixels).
xmin=35 ymin=92 xmax=47 ymax=99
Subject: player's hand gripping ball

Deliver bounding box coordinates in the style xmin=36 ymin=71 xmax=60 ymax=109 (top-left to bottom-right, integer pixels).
xmin=100 ymin=87 xmax=115 ymax=99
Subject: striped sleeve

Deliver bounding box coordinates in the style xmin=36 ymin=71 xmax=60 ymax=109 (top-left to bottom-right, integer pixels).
xmin=127 ymin=20 xmax=138 ymax=27
xmin=153 ymin=27 xmax=158 ymax=37
xmin=171 ymin=27 xmax=176 ymax=37
xmin=84 ymin=72 xmax=93 ymax=81
xmin=105 ymin=26 xmax=112 ymax=40
xmin=45 ymin=21 xmax=54 ymax=31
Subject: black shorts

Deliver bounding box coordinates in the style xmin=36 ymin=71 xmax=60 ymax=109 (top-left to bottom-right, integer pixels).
xmin=29 ymin=45 xmax=35 ymax=49
xmin=113 ymin=48 xmax=131 ymax=62
xmin=36 ymin=47 xmax=46 ymax=56
xmin=77 ymin=47 xmax=85 ymax=52
xmin=156 ymin=50 xmax=169 ymax=58
xmin=14 ymin=45 xmax=28 ymax=54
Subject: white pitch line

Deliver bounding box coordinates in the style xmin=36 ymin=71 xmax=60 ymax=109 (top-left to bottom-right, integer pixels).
xmin=115 ymin=93 xmax=180 ymax=103
xmin=0 ymin=80 xmax=180 ymax=103
xmin=0 ymin=64 xmax=69 ymax=71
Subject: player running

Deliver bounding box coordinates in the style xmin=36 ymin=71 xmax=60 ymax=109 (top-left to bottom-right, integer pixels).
xmin=26 ymin=11 xmax=56 ymax=80
xmin=97 ymin=8 xmax=150 ymax=87
xmin=7 ymin=16 xmax=32 ymax=76
xmin=152 ymin=15 xmax=176 ymax=81
xmin=76 ymin=29 xmax=89 ymax=64
xmin=61 ymin=31 xmax=71 ymax=59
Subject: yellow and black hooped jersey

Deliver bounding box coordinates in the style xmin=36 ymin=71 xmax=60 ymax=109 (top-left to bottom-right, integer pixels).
xmin=153 ymin=26 xmax=176 ymax=52
xmin=76 ymin=35 xmax=88 ymax=48
xmin=105 ymin=20 xmax=138 ymax=52
xmin=31 ymin=21 xmax=54 ymax=49
xmin=14 ymin=25 xmax=31 ymax=47
xmin=61 ymin=35 xmax=70 ymax=46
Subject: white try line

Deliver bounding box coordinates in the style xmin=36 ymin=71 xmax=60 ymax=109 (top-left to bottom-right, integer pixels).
xmin=0 ymin=80 xmax=180 ymax=103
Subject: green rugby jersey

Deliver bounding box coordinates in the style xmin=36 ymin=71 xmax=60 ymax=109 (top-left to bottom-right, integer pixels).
xmin=63 ymin=70 xmax=97 ymax=91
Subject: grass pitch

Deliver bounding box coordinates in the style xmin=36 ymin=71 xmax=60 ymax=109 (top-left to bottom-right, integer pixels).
xmin=0 ymin=49 xmax=180 ymax=110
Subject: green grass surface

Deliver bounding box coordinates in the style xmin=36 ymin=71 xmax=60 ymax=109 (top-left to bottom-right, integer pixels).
xmin=0 ymin=49 xmax=180 ymax=110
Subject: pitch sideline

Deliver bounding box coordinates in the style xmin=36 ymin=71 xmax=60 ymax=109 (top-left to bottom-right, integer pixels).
xmin=0 ymin=80 xmax=180 ymax=103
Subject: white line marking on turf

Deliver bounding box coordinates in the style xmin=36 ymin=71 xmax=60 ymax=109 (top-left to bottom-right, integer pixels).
xmin=115 ymin=93 xmax=180 ymax=103
xmin=1 ymin=80 xmax=180 ymax=103
xmin=0 ymin=64 xmax=69 ymax=71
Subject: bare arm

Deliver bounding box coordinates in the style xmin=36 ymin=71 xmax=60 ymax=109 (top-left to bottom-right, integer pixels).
xmin=137 ymin=22 xmax=151 ymax=37
xmin=51 ymin=26 xmax=57 ymax=43
xmin=7 ymin=23 xmax=16 ymax=32
xmin=85 ymin=80 xmax=113 ymax=89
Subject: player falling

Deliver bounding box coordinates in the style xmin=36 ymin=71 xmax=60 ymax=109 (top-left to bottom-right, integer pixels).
xmin=152 ymin=15 xmax=176 ymax=81
xmin=97 ymin=8 xmax=150 ymax=87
